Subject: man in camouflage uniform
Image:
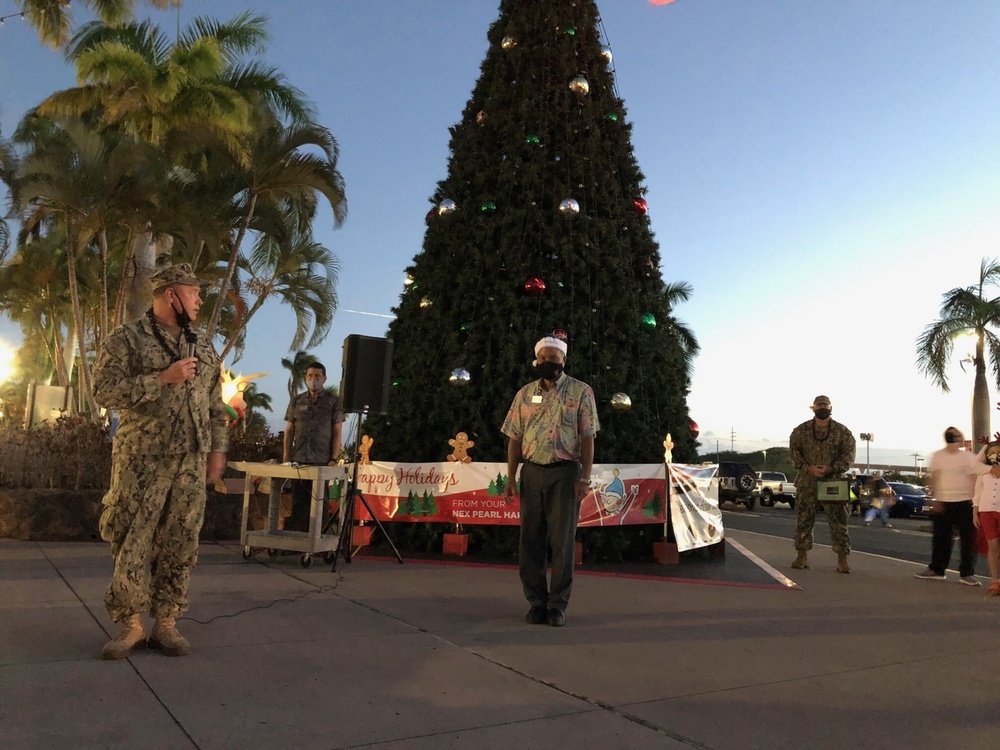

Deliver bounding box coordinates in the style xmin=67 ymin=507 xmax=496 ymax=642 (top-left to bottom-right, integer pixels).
xmin=93 ymin=263 xmax=228 ymax=659
xmin=789 ymin=395 xmax=857 ymax=573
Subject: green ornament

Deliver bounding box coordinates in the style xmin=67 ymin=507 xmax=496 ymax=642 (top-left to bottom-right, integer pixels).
xmin=459 ymin=322 xmax=472 ymax=332
xmin=640 ymin=312 xmax=657 ymax=330
xmin=563 ymin=26 xmax=576 ymax=36
xmin=607 ymin=112 xmax=619 ymax=122
xmin=392 ymin=379 xmax=403 ymax=387
xmin=525 ymin=134 xmax=541 ymax=145
xmin=480 ymin=200 xmax=496 ymax=212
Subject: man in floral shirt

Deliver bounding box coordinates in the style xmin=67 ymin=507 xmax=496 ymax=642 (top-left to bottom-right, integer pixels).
xmin=502 ymin=336 xmax=599 ymax=627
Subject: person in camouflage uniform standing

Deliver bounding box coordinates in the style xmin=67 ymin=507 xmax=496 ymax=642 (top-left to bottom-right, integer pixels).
xmin=93 ymin=263 xmax=228 ymax=659
xmin=789 ymin=395 xmax=857 ymax=574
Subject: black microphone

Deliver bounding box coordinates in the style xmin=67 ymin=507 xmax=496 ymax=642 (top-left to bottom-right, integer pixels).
xmin=184 ymin=329 xmax=197 ymax=364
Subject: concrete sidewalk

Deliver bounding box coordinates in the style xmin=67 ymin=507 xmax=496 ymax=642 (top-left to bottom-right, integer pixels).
xmin=2 ymin=531 xmax=999 ymax=750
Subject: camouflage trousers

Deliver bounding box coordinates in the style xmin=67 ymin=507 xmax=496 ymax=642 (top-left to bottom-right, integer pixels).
xmin=99 ymin=452 xmax=207 ymax=623
xmin=794 ymin=485 xmax=851 ymax=555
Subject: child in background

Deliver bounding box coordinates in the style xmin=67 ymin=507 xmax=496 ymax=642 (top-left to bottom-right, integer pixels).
xmin=973 ymin=443 xmax=1000 ymax=596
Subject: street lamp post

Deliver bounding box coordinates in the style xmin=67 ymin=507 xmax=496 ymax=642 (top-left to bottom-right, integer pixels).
xmin=860 ymin=433 xmax=873 ymax=472
xmin=916 ymin=456 xmax=924 ymax=478
xmin=762 ymin=449 xmax=767 ymax=469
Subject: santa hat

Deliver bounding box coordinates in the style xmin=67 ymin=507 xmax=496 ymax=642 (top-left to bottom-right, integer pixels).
xmin=534 ymin=336 xmax=568 ymax=357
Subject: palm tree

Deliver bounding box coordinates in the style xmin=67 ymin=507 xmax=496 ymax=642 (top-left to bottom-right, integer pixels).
xmin=39 ymin=14 xmax=323 ymax=335
xmin=15 ymin=0 xmax=179 ymax=49
xmin=662 ymin=280 xmax=700 ymax=377
xmin=38 ymin=14 xmax=270 ymax=323
xmin=280 ymin=350 xmax=317 ymax=401
xmin=203 ymin=117 xmax=347 ymax=342
xmin=14 ymin=117 xmax=149 ymax=414
xmin=0 ymin=227 xmax=76 ymax=387
xmin=240 ymin=382 xmax=272 ymax=433
xmin=0 ymin=123 xmax=16 ymax=263
xmin=218 ymin=210 xmax=339 ymax=362
xmin=916 ymin=258 xmax=1000 ymax=444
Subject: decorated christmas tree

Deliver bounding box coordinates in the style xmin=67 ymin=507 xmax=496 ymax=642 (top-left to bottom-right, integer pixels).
xmin=368 ymin=0 xmax=698 ymax=464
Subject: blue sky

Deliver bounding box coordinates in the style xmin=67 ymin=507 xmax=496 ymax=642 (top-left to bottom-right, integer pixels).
xmin=2 ymin=0 xmax=1000 ymax=465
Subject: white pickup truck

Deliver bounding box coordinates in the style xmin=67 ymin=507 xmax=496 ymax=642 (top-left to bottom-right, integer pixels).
xmin=756 ymin=471 xmax=797 ymax=508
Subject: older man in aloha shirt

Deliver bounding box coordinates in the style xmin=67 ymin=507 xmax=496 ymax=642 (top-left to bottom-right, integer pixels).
xmin=501 ymin=336 xmax=599 ymax=626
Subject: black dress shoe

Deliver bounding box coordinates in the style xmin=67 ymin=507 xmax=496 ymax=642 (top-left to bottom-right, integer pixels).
xmin=525 ymin=606 xmax=547 ymax=625
xmin=546 ymin=608 xmax=566 ymax=627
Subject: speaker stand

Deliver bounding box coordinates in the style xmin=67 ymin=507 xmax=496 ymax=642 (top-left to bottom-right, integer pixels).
xmin=330 ymin=406 xmax=404 ymax=571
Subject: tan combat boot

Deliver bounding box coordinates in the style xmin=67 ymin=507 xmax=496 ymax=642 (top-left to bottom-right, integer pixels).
xmin=149 ymin=617 xmax=191 ymax=657
xmin=836 ymin=554 xmax=851 ymax=574
xmin=102 ymin=614 xmax=146 ymax=660
xmin=790 ymin=551 xmax=809 ymax=569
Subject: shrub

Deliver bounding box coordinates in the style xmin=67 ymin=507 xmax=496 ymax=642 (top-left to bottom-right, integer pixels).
xmin=0 ymin=415 xmax=112 ymax=490
xmin=0 ymin=417 xmax=282 ymax=490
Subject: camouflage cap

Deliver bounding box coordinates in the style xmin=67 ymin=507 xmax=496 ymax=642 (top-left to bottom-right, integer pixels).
xmin=811 ymin=395 xmax=832 ymax=408
xmin=150 ymin=263 xmax=211 ymax=292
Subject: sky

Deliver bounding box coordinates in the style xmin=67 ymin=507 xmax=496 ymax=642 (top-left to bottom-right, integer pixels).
xmin=2 ymin=0 xmax=1000 ymax=467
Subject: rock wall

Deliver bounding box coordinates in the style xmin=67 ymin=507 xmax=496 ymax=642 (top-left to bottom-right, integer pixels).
xmin=0 ymin=490 xmax=284 ymax=542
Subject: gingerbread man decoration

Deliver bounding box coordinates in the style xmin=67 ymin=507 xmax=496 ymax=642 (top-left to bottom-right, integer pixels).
xmin=358 ymin=435 xmax=374 ymax=465
xmin=447 ymin=432 xmax=475 ymax=463
xmin=663 ymin=433 xmax=674 ymax=464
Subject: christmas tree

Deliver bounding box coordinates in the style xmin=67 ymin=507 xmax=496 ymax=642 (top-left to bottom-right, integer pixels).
xmin=369 ymin=0 xmax=698 ymax=464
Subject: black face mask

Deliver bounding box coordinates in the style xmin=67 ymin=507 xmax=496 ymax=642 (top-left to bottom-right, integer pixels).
xmin=534 ymin=361 xmax=563 ymax=381
xmin=170 ymin=296 xmax=192 ymax=330
xmin=945 ymin=433 xmax=963 ymax=444
xmin=814 ymin=408 xmax=832 ymax=420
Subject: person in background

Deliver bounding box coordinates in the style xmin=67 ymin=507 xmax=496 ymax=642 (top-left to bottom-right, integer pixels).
xmin=502 ymin=335 xmax=599 ymax=627
xmin=864 ymin=472 xmax=894 ymax=528
xmin=849 ymin=470 xmax=863 ymax=516
xmin=789 ymin=395 xmax=857 ymax=573
xmin=282 ymin=362 xmax=344 ymax=533
xmin=972 ymin=457 xmax=1000 ymax=596
xmin=916 ymin=427 xmax=998 ymax=584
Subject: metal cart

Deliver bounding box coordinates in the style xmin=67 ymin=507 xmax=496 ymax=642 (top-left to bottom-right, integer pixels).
xmin=230 ymin=461 xmax=347 ymax=568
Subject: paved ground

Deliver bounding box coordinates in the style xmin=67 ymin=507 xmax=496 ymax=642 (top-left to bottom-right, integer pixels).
xmin=3 ymin=530 xmax=1000 ymax=750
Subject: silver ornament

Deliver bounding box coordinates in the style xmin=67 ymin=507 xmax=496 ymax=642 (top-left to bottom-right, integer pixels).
xmin=438 ymin=198 xmax=457 ymax=216
xmin=476 ymin=110 xmax=487 ymax=125
xmin=420 ymin=297 xmax=432 ymax=309
xmin=600 ymin=46 xmax=613 ymax=65
xmin=568 ymin=75 xmax=590 ymax=96
xmin=559 ymin=198 xmax=580 ymax=216
xmin=502 ymin=36 xmax=517 ymax=50
xmin=449 ymin=368 xmax=472 ymax=386
xmin=610 ymin=393 xmax=632 ymax=411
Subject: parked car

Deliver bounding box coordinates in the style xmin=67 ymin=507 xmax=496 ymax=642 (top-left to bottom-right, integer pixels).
xmin=886 ymin=482 xmax=933 ymax=518
xmin=716 ymin=461 xmax=758 ymax=510
xmin=756 ymin=471 xmax=797 ymax=509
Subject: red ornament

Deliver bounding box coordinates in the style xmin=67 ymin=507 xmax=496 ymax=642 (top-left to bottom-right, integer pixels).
xmin=523 ymin=277 xmax=546 ymax=297
xmin=425 ymin=207 xmax=437 ymax=225
xmin=688 ymin=418 xmax=699 ymax=438
xmin=634 ymin=198 xmax=648 ymax=216
xmin=552 ymin=328 xmax=568 ymax=341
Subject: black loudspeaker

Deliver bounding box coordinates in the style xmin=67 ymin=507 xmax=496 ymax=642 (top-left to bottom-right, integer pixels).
xmin=340 ymin=335 xmax=393 ymax=414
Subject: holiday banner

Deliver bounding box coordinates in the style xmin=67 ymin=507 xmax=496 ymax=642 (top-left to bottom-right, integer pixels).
xmin=668 ymin=464 xmax=724 ymax=552
xmin=337 ymin=462 xmax=668 ymax=527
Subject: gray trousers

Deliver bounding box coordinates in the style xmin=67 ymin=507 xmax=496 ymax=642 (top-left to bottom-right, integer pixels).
xmin=518 ymin=462 xmax=580 ymax=612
